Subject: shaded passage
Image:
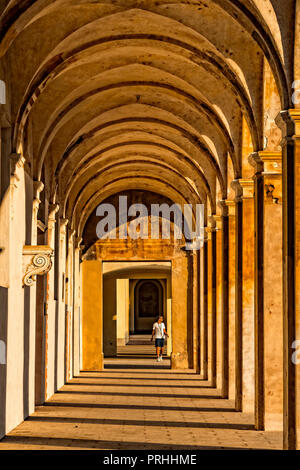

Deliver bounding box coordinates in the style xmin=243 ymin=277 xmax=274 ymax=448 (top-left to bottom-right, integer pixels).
xmin=0 ymin=344 xmax=282 ymax=450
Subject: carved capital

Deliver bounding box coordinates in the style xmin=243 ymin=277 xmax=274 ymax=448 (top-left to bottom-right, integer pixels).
xmin=259 ymin=150 xmax=282 ymax=176
xmin=289 ymin=109 xmax=300 ymax=138
xmin=22 ymin=245 xmax=54 ymax=287
xmin=231 ymin=179 xmax=243 ymax=203
xmin=60 ymin=218 xmax=69 ymax=236
xmin=207 ymin=214 xmax=222 ymax=231
xmin=48 ymin=203 xmax=59 ymax=220
xmin=33 ymin=180 xmax=44 ymax=212
xmin=207 ymin=215 xmax=216 ymax=231
xmin=48 ymin=204 xmax=59 ymax=231
xmin=239 ymin=179 xmax=254 ymax=199
xmin=217 ymin=199 xmax=229 ymax=217
xmin=212 ymin=214 xmax=222 ymax=230
xmin=68 ymin=228 xmax=76 ymax=242
xmin=10 ymin=153 xmax=25 ymax=186
xmin=248 ymin=151 xmax=264 ymax=175
xmin=225 ymin=200 xmax=235 ymax=216
xmin=75 ymin=237 xmax=83 ymax=250
xmin=275 ymin=110 xmax=297 ymax=144
xmin=204 ymin=226 xmax=212 ymax=240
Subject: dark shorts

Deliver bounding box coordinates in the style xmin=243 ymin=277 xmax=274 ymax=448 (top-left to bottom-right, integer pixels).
xmin=155 ymin=338 xmax=165 ymax=348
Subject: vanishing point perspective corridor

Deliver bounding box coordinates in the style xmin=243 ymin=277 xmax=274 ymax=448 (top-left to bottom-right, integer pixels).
xmin=1 ymin=0 xmax=300 ymax=453
xmin=0 ymin=337 xmax=282 ymax=450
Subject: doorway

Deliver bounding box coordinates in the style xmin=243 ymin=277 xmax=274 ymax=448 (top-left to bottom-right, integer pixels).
xmin=133 ymin=279 xmax=164 ymax=334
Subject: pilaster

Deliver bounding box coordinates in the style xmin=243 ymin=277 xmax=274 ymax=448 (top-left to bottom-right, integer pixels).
xmin=225 ymin=199 xmax=236 ymax=401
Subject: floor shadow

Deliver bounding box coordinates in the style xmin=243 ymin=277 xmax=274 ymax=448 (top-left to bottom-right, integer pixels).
xmin=104 ymin=364 xmax=171 ymax=370
xmin=26 ymin=415 xmax=255 ymax=430
xmin=82 ymin=370 xmax=197 ymax=375
xmin=66 ymin=382 xmax=214 ymax=389
xmin=0 ymin=435 xmax=263 ymax=450
xmin=74 ymin=375 xmax=210 ymax=383
xmin=43 ymin=402 xmax=236 ymax=412
xmin=56 ymin=390 xmax=223 ymax=399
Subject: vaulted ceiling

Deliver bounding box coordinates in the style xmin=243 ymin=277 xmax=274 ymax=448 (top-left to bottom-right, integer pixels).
xmin=0 ymin=0 xmax=294 ymax=235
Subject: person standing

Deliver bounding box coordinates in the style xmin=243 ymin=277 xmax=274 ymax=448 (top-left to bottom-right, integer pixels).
xmin=151 ymin=316 xmax=169 ymax=362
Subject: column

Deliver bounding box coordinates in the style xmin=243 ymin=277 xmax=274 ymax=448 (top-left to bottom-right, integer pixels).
xmin=166 ymin=276 xmax=172 ymax=358
xmin=45 ymin=203 xmax=59 ymax=399
xmin=200 ymin=238 xmax=208 ymax=379
xmin=65 ymin=229 xmax=75 ymax=381
xmin=278 ymin=109 xmax=300 ymax=448
xmin=249 ymin=152 xmax=265 ymax=430
xmin=232 ymin=181 xmax=243 ymax=411
xmin=193 ymin=250 xmax=201 ymax=374
xmin=240 ymin=179 xmax=255 ymax=414
xmin=171 ymin=254 xmax=190 ymax=369
xmin=218 ymin=201 xmax=230 ymax=398
xmin=292 ymin=111 xmax=300 ymax=449
xmin=82 ymin=258 xmax=103 ymax=370
xmin=206 ymin=218 xmax=217 ymax=387
xmin=73 ymin=237 xmax=82 ymax=377
xmin=261 ymin=150 xmax=283 ymax=430
xmin=57 ymin=218 xmax=68 ymax=389
xmin=33 ymin=182 xmax=46 ymax=406
xmin=225 ymin=200 xmax=236 ymax=401
xmin=117 ymin=278 xmax=130 ymax=347
xmin=214 ymin=214 xmax=223 ymax=392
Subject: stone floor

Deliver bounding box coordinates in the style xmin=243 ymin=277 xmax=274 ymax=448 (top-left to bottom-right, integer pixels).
xmin=0 ymin=337 xmax=283 ymax=450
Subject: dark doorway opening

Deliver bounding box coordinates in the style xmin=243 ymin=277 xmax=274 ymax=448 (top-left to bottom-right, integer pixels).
xmin=134 ymin=279 xmax=164 ymax=334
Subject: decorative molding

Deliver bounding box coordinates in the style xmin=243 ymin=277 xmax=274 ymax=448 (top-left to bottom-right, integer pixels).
xmin=33 ymin=180 xmax=44 ymax=213
xmin=231 ymin=179 xmax=243 ymax=203
xmin=212 ymin=214 xmax=222 ymax=230
xmin=204 ymin=226 xmax=212 ymax=240
xmin=225 ymin=200 xmax=236 ymax=216
xmin=248 ymin=151 xmax=264 ymax=174
xmin=22 ymin=245 xmax=54 ymax=287
xmin=207 ymin=215 xmax=217 ymax=231
xmin=275 ymin=110 xmax=296 ymax=144
xmin=48 ymin=204 xmax=59 ymax=231
xmin=68 ymin=228 xmax=76 ymax=242
xmin=48 ymin=203 xmax=59 ymax=220
xmin=33 ymin=180 xmax=44 ymax=199
xmin=259 ymin=150 xmax=282 ymax=175
xmin=217 ymin=199 xmax=229 ymax=217
xmin=289 ymin=109 xmax=300 ymax=138
xmin=10 ymin=153 xmax=25 ymax=186
xmin=60 ymin=218 xmax=69 ymax=236
xmin=75 ymin=237 xmax=83 ymax=250
xmin=239 ymin=179 xmax=254 ymax=199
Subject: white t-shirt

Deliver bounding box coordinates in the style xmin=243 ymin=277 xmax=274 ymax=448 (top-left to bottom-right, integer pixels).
xmin=153 ymin=322 xmax=166 ymax=339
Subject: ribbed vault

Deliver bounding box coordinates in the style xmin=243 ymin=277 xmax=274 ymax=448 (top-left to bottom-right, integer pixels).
xmin=0 ymin=0 xmax=293 ymax=235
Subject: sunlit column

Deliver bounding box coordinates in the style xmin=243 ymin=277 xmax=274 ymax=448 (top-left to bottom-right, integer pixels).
xmin=206 ymin=217 xmax=217 ymax=387
xmin=200 ymin=235 xmax=208 ymax=379
xmin=225 ymin=199 xmax=236 ymax=401
xmin=82 ymin=257 xmax=103 ymax=371
xmin=240 ymin=179 xmax=255 ymax=414
xmin=44 ymin=203 xmax=59 ymax=399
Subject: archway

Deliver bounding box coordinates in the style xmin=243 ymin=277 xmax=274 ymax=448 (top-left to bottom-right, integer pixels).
xmin=134 ymin=279 xmax=164 ymax=334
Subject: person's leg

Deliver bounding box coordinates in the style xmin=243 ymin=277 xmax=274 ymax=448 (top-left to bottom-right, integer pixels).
xmin=155 ymin=340 xmax=160 ymax=360
xmin=159 ymin=339 xmax=165 ymax=360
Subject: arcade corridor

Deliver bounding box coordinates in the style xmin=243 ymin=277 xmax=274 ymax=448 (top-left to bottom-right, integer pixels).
xmin=1 ymin=0 xmax=300 ymax=452
xmin=0 ymin=339 xmax=282 ymax=450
